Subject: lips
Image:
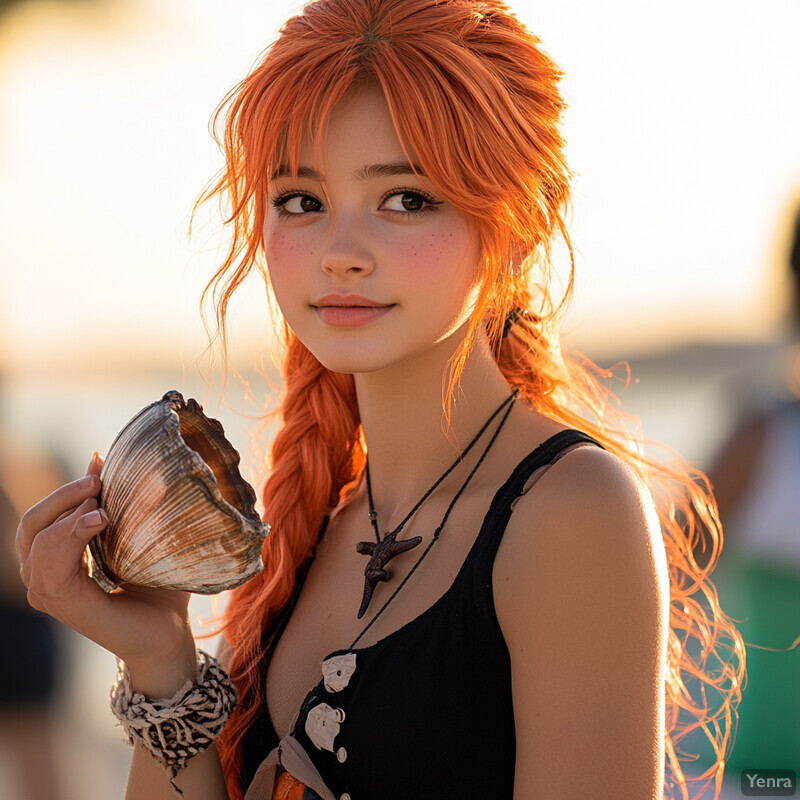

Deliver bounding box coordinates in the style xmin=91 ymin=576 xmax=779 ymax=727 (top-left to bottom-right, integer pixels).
xmin=312 ymin=294 xmax=394 ymax=328
xmin=312 ymin=293 xmax=390 ymax=308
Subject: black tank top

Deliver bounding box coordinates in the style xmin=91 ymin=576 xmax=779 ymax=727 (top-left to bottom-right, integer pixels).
xmin=240 ymin=430 xmax=601 ymax=799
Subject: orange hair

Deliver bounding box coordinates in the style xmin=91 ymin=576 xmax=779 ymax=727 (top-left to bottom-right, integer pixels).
xmin=196 ymin=1 xmax=745 ymax=797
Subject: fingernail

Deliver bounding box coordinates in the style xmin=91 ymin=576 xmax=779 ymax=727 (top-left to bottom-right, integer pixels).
xmin=99 ymin=508 xmax=109 ymax=523
xmin=85 ymin=509 xmax=104 ymax=526
xmin=80 ymin=475 xmax=98 ymax=490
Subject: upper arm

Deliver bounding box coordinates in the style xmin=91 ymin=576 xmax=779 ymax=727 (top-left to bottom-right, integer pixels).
xmin=494 ymin=446 xmax=669 ymax=800
xmin=706 ymin=412 xmax=767 ymax=522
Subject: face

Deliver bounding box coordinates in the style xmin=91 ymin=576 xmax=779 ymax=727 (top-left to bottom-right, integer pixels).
xmin=262 ymin=83 xmax=483 ymax=375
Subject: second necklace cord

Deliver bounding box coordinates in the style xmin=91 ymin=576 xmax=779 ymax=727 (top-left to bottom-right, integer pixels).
xmin=352 ymin=390 xmax=518 ymax=641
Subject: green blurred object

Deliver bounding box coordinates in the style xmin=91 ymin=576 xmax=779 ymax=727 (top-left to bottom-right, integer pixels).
xmin=715 ymin=547 xmax=800 ymax=772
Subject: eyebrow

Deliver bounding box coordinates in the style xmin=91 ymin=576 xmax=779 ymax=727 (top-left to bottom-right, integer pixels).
xmin=270 ymin=161 xmax=426 ymax=181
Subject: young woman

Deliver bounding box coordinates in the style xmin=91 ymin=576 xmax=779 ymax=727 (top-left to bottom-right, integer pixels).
xmin=16 ymin=1 xmax=744 ymax=798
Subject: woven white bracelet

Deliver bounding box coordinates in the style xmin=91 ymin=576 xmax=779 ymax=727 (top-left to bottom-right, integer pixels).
xmin=110 ymin=649 xmax=237 ymax=796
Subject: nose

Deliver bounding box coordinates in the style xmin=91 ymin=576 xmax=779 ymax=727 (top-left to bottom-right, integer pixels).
xmin=320 ymin=217 xmax=375 ymax=278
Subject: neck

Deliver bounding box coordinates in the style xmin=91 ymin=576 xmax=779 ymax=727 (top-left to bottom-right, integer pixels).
xmin=353 ymin=327 xmax=512 ymax=523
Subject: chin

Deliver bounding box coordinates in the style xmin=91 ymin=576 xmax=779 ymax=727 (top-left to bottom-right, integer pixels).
xmin=312 ymin=349 xmax=402 ymax=376
xmin=291 ymin=333 xmax=380 ymax=372
xmin=289 ymin=317 xmax=469 ymax=376
xmin=299 ymin=335 xmax=431 ymax=377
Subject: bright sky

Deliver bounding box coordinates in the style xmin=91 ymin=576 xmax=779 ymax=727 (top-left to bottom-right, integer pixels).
xmin=1 ymin=0 xmax=799 ymax=373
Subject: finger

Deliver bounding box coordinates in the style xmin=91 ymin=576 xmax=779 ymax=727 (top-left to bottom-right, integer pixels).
xmin=55 ymin=506 xmax=79 ymax=525
xmin=71 ymin=453 xmax=104 ymax=527
xmin=86 ymin=451 xmax=104 ymax=479
xmin=72 ymin=504 xmax=110 ymax=546
xmin=23 ymin=498 xmax=107 ymax=587
xmin=17 ymin=475 xmax=101 ymax=562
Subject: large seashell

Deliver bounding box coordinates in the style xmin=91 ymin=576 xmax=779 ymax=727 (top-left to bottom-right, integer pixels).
xmin=87 ymin=390 xmax=269 ymax=594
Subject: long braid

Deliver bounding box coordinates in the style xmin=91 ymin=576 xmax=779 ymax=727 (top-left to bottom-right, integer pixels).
xmin=217 ymin=335 xmax=363 ymax=798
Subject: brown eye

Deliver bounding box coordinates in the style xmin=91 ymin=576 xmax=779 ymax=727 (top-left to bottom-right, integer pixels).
xmin=400 ymin=193 xmax=423 ymax=211
xmin=272 ymin=193 xmax=322 ymax=214
xmin=297 ymin=196 xmax=322 ymax=212
xmin=381 ymin=189 xmax=441 ymax=214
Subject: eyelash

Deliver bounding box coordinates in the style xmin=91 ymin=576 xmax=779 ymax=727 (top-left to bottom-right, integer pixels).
xmin=270 ymin=186 xmax=442 ymax=218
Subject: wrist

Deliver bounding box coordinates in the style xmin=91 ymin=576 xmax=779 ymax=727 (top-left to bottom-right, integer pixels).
xmin=110 ymin=649 xmax=237 ymax=792
xmin=125 ymin=640 xmax=198 ymax=699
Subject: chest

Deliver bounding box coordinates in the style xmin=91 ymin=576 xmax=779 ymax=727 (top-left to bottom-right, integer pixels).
xmin=259 ymin=510 xmax=518 ymax=800
xmin=264 ymin=487 xmax=498 ymax=739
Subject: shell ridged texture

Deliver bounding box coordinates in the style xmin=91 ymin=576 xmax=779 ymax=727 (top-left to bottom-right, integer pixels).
xmin=88 ymin=391 xmax=269 ymax=594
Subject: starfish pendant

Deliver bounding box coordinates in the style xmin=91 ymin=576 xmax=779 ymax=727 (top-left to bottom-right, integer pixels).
xmin=355 ymin=530 xmax=423 ymax=618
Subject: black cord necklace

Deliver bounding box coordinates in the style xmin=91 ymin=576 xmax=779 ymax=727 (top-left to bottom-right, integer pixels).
xmin=354 ymin=390 xmax=518 ymax=622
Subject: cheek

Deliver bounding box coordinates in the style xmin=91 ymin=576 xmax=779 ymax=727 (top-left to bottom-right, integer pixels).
xmin=264 ymin=231 xmax=302 ymax=325
xmin=263 ymin=228 xmax=293 ymax=277
xmin=263 ymin=228 xmax=311 ymax=309
xmin=397 ymin=229 xmax=479 ymax=284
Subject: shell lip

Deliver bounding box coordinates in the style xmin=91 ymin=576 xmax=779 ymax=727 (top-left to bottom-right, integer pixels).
xmin=160 ymin=390 xmax=264 ymax=528
xmin=87 ymin=538 xmax=122 ymax=592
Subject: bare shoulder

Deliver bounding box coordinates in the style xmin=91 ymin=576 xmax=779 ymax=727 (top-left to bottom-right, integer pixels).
xmin=493 ymin=443 xmax=670 ymax=798
xmin=494 ymin=443 xmax=666 ymax=605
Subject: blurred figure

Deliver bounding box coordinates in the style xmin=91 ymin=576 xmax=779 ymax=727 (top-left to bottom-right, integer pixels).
xmin=705 ymin=202 xmax=800 ymax=774
xmin=0 ymin=429 xmax=64 ymax=800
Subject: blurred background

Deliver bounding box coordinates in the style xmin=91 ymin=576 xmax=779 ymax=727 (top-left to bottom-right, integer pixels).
xmin=0 ymin=0 xmax=798 ymax=796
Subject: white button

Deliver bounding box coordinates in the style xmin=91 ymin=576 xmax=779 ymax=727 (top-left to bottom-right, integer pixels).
xmin=341 ymin=794 xmax=351 ymax=800
xmin=337 ymin=747 xmax=347 ymax=763
xmin=305 ymin=703 xmax=340 ymax=752
xmin=322 ymin=653 xmax=357 ymax=692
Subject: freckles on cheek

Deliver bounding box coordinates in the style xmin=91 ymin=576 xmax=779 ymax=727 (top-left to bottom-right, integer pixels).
xmin=264 ymin=231 xmax=293 ymax=274
xmin=266 ymin=230 xmax=309 ymax=277
xmin=263 ymin=231 xmax=305 ymax=313
xmin=402 ymin=232 xmax=462 ymax=275
xmin=265 ymin=229 xmax=318 ymax=268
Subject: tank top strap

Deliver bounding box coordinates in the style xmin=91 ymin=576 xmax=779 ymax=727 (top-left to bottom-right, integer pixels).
xmin=468 ymin=429 xmax=604 ymax=575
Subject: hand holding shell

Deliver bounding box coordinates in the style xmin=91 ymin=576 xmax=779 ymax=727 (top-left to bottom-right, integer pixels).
xmin=87 ymin=391 xmax=269 ymax=594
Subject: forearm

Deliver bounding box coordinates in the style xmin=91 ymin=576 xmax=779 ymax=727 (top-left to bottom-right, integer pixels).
xmin=126 ymin=742 xmax=229 ymax=800
xmin=121 ymin=647 xmax=234 ymax=800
